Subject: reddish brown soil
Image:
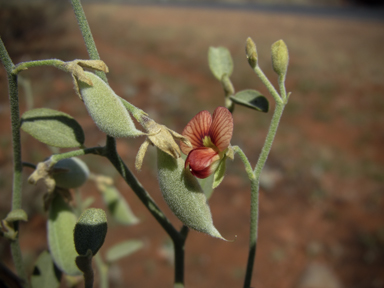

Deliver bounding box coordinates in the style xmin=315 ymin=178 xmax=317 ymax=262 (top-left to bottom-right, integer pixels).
xmin=1 ymin=3 xmax=384 ymax=288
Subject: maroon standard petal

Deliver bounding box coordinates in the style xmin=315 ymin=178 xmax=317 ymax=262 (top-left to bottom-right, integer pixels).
xmin=185 ymin=147 xmax=220 ymax=178
xmin=180 ymin=110 xmax=212 ymax=155
xmin=209 ymin=107 xmax=233 ymax=152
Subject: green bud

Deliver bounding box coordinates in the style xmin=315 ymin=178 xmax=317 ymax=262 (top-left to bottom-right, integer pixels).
xmin=52 ymin=157 xmax=89 ymax=189
xmin=48 ymin=193 xmax=81 ymax=276
xmin=157 ymin=149 xmax=226 ymax=240
xmin=246 ymin=37 xmax=258 ymax=68
xmin=74 ymin=208 xmax=108 ymax=256
xmin=271 ymin=40 xmax=289 ymax=76
xmin=78 ymin=72 xmax=144 ymax=138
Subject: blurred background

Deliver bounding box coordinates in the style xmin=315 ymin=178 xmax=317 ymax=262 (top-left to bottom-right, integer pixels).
xmin=0 ymin=0 xmax=383 ymax=287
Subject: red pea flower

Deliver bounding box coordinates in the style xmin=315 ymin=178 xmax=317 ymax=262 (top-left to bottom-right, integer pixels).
xmin=180 ymin=106 xmax=233 ymax=179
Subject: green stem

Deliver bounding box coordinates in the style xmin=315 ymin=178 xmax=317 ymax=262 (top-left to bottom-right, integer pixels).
xmin=70 ymin=0 xmax=107 ymax=83
xmin=76 ymin=253 xmax=94 ymax=288
xmin=233 ymin=146 xmax=255 ymax=181
xmin=0 ymin=37 xmax=30 ymax=288
xmin=243 ymin=103 xmax=285 ymax=288
xmin=119 ymin=97 xmax=148 ymax=123
xmin=221 ymin=74 xmax=235 ymax=112
xmin=253 ymin=66 xmax=282 ymax=104
xmin=104 ymin=136 xmax=180 ymax=240
xmin=94 ymin=253 xmax=109 ymax=288
xmin=278 ymin=74 xmax=287 ymax=103
xmin=50 ymin=146 xmax=104 ymax=165
xmin=253 ymin=103 xmax=285 ymax=177
xmin=12 ymin=59 xmax=65 ymax=75
xmin=173 ymin=225 xmax=189 ymax=288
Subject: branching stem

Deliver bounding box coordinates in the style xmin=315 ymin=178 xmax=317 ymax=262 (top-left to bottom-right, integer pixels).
xmin=242 ymin=65 xmax=287 ymax=288
xmin=70 ymin=1 xmax=187 ymax=285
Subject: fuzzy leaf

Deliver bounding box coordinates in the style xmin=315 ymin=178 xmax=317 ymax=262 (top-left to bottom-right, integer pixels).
xmin=48 ymin=193 xmax=81 ymax=276
xmin=21 ymin=108 xmax=84 ymax=148
xmin=230 ymin=90 xmax=269 ymax=112
xmin=208 ymin=47 xmax=233 ymax=80
xmin=106 ymin=240 xmax=143 ymax=263
xmin=31 ymin=251 xmax=61 ymax=288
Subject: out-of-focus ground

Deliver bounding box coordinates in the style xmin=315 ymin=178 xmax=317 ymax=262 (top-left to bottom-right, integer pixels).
xmin=0 ymin=1 xmax=384 ymax=288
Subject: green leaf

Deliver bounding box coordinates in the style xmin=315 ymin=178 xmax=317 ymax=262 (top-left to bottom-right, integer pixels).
xmin=198 ymin=174 xmax=214 ymax=199
xmin=208 ymin=47 xmax=233 ymax=81
xmin=31 ymin=251 xmax=61 ymax=288
xmin=48 ymin=193 xmax=81 ymax=276
xmin=5 ymin=209 xmax=28 ymax=222
xmin=106 ymin=240 xmax=143 ymax=263
xmin=21 ymin=108 xmax=85 ymax=148
xmin=213 ymin=157 xmax=226 ymax=189
xmin=100 ymin=185 xmax=139 ymax=226
xmin=230 ymin=90 xmax=269 ymax=112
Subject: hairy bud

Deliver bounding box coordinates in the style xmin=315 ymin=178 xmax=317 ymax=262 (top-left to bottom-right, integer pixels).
xmin=246 ymin=37 xmax=258 ymax=68
xmin=74 ymin=208 xmax=108 ymax=256
xmin=271 ymin=40 xmax=289 ymax=76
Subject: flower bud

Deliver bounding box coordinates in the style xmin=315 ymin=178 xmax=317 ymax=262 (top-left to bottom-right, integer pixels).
xmin=157 ymin=149 xmax=225 ymax=240
xmin=246 ymin=37 xmax=258 ymax=68
xmin=78 ymin=72 xmax=144 ymax=138
xmin=74 ymin=208 xmax=108 ymax=256
xmin=52 ymin=157 xmax=89 ymax=189
xmin=271 ymin=40 xmax=289 ymax=76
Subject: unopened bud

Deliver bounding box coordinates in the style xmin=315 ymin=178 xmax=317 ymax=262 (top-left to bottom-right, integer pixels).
xmin=52 ymin=157 xmax=89 ymax=189
xmin=271 ymin=40 xmax=289 ymax=76
xmin=74 ymin=208 xmax=107 ymax=256
xmin=246 ymin=37 xmax=258 ymax=68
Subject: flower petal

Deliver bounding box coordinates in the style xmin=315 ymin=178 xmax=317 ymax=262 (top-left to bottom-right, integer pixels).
xmin=185 ymin=147 xmax=220 ymax=179
xmin=180 ymin=110 xmax=212 ymax=155
xmin=209 ymin=107 xmax=233 ymax=152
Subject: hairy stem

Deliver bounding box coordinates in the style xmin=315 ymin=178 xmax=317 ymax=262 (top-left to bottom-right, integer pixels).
xmin=50 ymin=146 xmax=104 ymax=165
xmin=70 ymin=0 xmax=107 ymax=83
xmin=12 ymin=59 xmax=65 ymax=75
xmin=278 ymin=74 xmax=287 ymax=103
xmin=253 ymin=103 xmax=285 ymax=177
xmin=0 ymin=37 xmax=29 ymax=288
xmin=243 ymin=103 xmax=285 ymax=288
xmin=253 ymin=65 xmax=282 ymax=104
xmin=233 ymin=146 xmax=255 ymax=181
